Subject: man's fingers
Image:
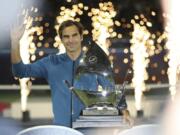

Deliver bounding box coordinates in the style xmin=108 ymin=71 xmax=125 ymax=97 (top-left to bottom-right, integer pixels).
xmin=25 ymin=16 xmax=33 ymax=29
xmin=123 ymin=116 xmax=134 ymax=128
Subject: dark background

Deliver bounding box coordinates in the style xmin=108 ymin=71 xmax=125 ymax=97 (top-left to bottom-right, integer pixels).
xmin=0 ymin=0 xmax=168 ymax=85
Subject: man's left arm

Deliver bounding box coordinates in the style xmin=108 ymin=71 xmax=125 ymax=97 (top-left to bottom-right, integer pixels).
xmin=117 ymin=95 xmax=134 ymax=126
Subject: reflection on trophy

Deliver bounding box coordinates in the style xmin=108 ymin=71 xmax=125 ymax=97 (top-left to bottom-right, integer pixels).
xmin=70 ymin=41 xmax=130 ymax=132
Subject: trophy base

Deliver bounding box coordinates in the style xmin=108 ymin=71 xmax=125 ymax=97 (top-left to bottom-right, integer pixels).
xmin=73 ymin=116 xmax=129 ymax=128
xmin=82 ymin=107 xmax=119 ymax=116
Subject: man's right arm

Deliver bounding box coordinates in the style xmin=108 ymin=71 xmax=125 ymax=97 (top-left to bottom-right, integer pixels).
xmin=10 ymin=18 xmax=25 ymax=64
xmin=10 ymin=17 xmax=47 ymax=78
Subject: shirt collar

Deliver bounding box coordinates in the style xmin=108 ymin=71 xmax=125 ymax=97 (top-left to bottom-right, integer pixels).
xmin=64 ymin=50 xmax=83 ymax=62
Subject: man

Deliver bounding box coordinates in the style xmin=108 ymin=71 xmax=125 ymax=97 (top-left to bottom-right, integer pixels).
xmin=11 ymin=19 xmax=133 ymax=127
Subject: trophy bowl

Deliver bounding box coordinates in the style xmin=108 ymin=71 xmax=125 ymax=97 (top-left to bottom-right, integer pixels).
xmin=72 ymin=89 xmax=121 ymax=108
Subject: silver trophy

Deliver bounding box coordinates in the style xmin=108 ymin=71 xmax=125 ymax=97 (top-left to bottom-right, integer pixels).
xmin=65 ymin=41 xmax=130 ymax=129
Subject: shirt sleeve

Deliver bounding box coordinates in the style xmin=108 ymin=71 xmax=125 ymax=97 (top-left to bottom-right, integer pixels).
xmin=12 ymin=57 xmax=49 ymax=79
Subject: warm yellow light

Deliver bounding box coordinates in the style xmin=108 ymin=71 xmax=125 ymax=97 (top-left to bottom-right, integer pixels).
xmin=39 ymin=35 xmax=44 ymax=41
xmin=146 ymin=22 xmax=152 ymax=27
xmin=37 ymin=42 xmax=42 ymax=47
xmin=115 ymin=21 xmax=121 ymax=26
xmin=124 ymin=48 xmax=129 ymax=54
xmin=123 ymin=58 xmax=129 ymax=64
xmin=60 ymin=6 xmax=65 ymax=11
xmin=31 ymin=55 xmax=36 ymax=61
xmin=78 ymin=3 xmax=84 ymax=8
xmin=134 ymin=15 xmax=139 ymax=20
xmin=39 ymin=51 xmax=44 ymax=56
xmin=151 ymin=11 xmax=156 ymax=16
xmin=84 ymin=6 xmax=88 ymax=10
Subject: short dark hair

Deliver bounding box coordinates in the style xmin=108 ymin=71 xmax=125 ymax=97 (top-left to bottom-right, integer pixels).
xmin=58 ymin=20 xmax=84 ymax=39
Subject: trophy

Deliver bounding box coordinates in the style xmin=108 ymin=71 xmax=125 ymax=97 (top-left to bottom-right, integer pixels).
xmin=70 ymin=41 xmax=129 ymax=129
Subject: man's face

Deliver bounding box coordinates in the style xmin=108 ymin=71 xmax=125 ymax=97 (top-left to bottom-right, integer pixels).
xmin=61 ymin=25 xmax=83 ymax=53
